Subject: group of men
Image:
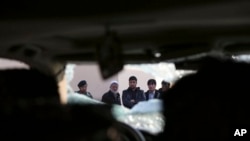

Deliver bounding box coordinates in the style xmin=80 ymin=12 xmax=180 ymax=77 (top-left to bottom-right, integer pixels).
xmin=75 ymin=76 xmax=170 ymax=109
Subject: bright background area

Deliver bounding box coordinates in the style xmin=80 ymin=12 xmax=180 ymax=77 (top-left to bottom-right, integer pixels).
xmin=0 ymin=58 xmax=29 ymax=69
xmin=0 ymin=58 xmax=194 ymax=101
xmin=68 ymin=63 xmax=194 ymax=101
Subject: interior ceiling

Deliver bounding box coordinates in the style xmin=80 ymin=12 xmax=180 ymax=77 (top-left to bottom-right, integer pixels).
xmin=0 ymin=0 xmax=234 ymax=18
xmin=1 ymin=0 xmax=250 ymax=66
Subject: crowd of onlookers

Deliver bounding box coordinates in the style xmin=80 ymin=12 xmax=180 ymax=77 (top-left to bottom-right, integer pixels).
xmin=75 ymin=76 xmax=171 ymax=109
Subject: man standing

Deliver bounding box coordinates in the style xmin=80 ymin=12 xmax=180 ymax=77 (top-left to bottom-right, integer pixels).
xmin=122 ymin=76 xmax=145 ymax=109
xmin=159 ymin=80 xmax=171 ymax=98
xmin=144 ymin=79 xmax=161 ymax=100
xmin=101 ymin=81 xmax=121 ymax=105
xmin=75 ymin=80 xmax=93 ymax=99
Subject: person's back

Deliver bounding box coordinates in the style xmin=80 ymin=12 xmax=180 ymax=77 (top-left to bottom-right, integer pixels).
xmin=0 ymin=69 xmax=59 ymax=101
xmin=161 ymin=56 xmax=250 ymax=141
xmin=0 ymin=69 xmax=119 ymax=141
xmin=0 ymin=68 xmax=62 ymax=140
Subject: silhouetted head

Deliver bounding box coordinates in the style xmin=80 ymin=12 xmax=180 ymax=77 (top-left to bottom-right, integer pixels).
xmin=162 ymin=56 xmax=250 ymax=141
xmin=0 ymin=68 xmax=59 ymax=102
xmin=128 ymin=76 xmax=137 ymax=90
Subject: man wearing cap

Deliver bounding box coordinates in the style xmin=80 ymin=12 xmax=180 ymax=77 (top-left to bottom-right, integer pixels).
xmin=75 ymin=80 xmax=93 ymax=99
xmin=101 ymin=81 xmax=121 ymax=105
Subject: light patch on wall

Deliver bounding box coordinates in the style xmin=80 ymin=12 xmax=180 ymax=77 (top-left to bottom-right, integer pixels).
xmin=124 ymin=62 xmax=195 ymax=87
xmin=0 ymin=58 xmax=30 ymax=69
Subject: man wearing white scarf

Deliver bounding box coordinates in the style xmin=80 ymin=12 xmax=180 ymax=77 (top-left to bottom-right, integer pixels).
xmin=101 ymin=81 xmax=121 ymax=105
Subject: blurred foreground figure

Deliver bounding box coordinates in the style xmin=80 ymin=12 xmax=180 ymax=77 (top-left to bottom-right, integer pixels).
xmin=161 ymin=56 xmax=250 ymax=141
xmin=0 ymin=69 xmax=121 ymax=141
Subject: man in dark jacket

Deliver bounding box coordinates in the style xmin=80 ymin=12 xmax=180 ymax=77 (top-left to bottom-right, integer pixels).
xmin=75 ymin=80 xmax=93 ymax=99
xmin=122 ymin=76 xmax=145 ymax=109
xmin=158 ymin=80 xmax=170 ymax=99
xmin=144 ymin=79 xmax=161 ymax=100
xmin=101 ymin=81 xmax=121 ymax=105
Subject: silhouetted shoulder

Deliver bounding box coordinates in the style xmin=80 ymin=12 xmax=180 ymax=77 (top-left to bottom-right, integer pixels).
xmin=162 ymin=56 xmax=250 ymax=141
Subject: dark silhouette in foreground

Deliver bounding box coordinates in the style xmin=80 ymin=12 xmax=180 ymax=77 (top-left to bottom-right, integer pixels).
xmin=0 ymin=69 xmax=120 ymax=141
xmin=161 ymin=56 xmax=250 ymax=141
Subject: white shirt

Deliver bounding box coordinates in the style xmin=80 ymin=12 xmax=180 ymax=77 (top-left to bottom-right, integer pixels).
xmin=148 ymin=91 xmax=155 ymax=99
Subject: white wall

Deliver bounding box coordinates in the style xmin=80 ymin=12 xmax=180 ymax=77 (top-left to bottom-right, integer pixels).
xmin=0 ymin=58 xmax=29 ymax=69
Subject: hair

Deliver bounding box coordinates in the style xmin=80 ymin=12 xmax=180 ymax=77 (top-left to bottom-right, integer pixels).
xmin=0 ymin=68 xmax=122 ymax=141
xmin=77 ymin=80 xmax=87 ymax=88
xmin=129 ymin=76 xmax=137 ymax=81
xmin=0 ymin=68 xmax=59 ymax=100
xmin=161 ymin=80 xmax=170 ymax=86
xmin=147 ymin=79 xmax=156 ymax=85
